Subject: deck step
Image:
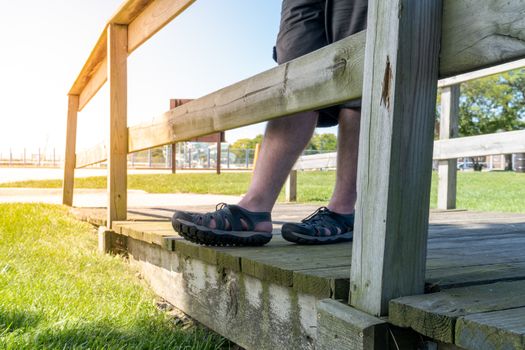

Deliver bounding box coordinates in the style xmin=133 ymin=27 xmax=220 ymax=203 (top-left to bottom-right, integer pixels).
xmin=389 ymin=280 xmax=525 ymax=348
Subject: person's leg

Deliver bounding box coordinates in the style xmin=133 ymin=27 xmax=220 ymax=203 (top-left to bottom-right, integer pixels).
xmin=238 ymin=111 xmax=319 ymax=222
xmin=327 ymin=108 xmax=361 ymax=214
xmin=280 ymin=107 xmax=360 ymax=244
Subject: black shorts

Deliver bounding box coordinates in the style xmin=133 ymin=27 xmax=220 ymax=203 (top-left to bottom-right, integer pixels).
xmin=274 ymin=0 xmax=367 ymax=127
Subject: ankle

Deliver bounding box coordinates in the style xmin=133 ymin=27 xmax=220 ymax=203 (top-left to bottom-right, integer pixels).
xmin=238 ymin=195 xmax=273 ymax=213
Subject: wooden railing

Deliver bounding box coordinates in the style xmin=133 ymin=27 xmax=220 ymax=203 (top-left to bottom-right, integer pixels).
xmin=64 ymin=0 xmax=525 ymax=317
xmin=285 ymin=58 xmax=525 ymax=203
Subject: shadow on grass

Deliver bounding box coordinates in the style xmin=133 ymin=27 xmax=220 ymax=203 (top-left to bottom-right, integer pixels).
xmin=0 ymin=309 xmax=42 ymax=334
xmin=1 ymin=312 xmax=227 ymax=349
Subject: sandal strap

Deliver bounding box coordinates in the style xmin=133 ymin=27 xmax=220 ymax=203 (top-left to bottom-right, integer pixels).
xmin=193 ymin=203 xmax=271 ymax=231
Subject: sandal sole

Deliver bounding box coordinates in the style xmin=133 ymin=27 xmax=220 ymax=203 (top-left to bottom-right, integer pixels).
xmin=281 ymin=229 xmax=353 ymax=245
xmin=172 ymin=217 xmax=272 ymax=247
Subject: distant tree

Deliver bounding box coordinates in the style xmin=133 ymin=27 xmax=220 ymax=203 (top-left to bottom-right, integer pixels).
xmin=435 ymin=69 xmax=525 ymax=170
xmin=306 ymin=133 xmax=337 ymax=152
xmin=229 ymin=134 xmax=263 ymax=161
xmin=458 ymin=70 xmax=525 ymax=136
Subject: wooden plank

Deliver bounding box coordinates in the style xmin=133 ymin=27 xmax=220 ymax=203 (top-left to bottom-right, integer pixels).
xmin=293 ymin=152 xmax=337 ymax=171
xmin=69 ymin=32 xmax=108 ymax=96
xmin=78 ymin=58 xmax=107 ymax=111
xmin=316 ymin=299 xmax=388 ymax=350
xmin=111 ymin=0 xmax=155 ymax=23
xmin=62 ymin=95 xmax=79 ymax=206
xmin=439 ymin=58 xmax=525 ymax=88
xmin=127 ymin=0 xmax=196 ymax=52
xmin=427 ymin=262 xmax=525 ymax=289
xmin=126 ymin=30 xmax=366 ymax=152
xmin=437 ymin=85 xmax=459 ymax=210
xmin=455 ymin=307 xmax=525 ymax=350
xmin=433 ymin=129 xmax=525 ymax=160
xmin=107 ymin=24 xmax=129 ymax=225
xmin=285 ymin=170 xmax=297 ymax=202
xmin=440 ymin=0 xmax=525 ymax=78
xmin=126 ymin=239 xmax=320 ymax=350
xmin=389 ymin=280 xmax=525 ymax=343
xmin=350 ymin=0 xmax=442 ymax=316
xmin=293 ymin=266 xmax=350 ymax=300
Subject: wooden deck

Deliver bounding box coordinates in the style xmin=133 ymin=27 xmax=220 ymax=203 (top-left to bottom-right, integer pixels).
xmin=73 ymin=205 xmax=525 ymax=350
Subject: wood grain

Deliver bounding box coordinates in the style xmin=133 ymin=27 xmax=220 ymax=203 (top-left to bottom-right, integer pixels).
xmin=456 ymin=307 xmax=525 ymax=350
xmin=434 ymin=129 xmax=525 ymax=160
xmin=107 ymin=24 xmax=129 ymax=225
xmin=62 ymin=95 xmax=79 ymax=206
xmin=350 ymin=0 xmax=442 ymax=316
xmin=389 ymin=280 xmax=525 ymax=343
xmin=128 ymin=0 xmax=196 ymax=52
xmin=437 ymin=85 xmax=459 ymax=210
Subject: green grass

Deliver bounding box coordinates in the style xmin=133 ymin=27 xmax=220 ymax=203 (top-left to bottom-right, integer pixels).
xmin=0 ymin=203 xmax=226 ymax=350
xmin=1 ymin=171 xmax=524 ymax=212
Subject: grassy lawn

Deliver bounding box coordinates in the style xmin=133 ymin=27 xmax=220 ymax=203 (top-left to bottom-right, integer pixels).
xmin=1 ymin=171 xmax=524 ymax=212
xmin=0 ymin=204 xmax=226 ymax=350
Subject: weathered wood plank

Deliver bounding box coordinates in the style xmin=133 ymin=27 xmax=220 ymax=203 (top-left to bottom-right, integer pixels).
xmin=437 ymin=85 xmax=459 ymax=210
xmin=127 ymin=0 xmax=196 ymax=52
xmin=293 ymin=266 xmax=350 ymax=300
xmin=433 ymin=129 xmax=525 ymax=160
xmin=316 ymin=299 xmax=388 ymax=350
xmin=439 ymin=58 xmax=525 ymax=88
xmin=350 ymin=0 xmax=442 ymax=316
xmin=389 ymin=280 xmax=525 ymax=343
xmin=427 ymin=262 xmax=525 ymax=289
xmin=127 ymin=238 xmax=320 ymax=350
xmin=78 ymin=58 xmax=107 ymax=111
xmin=107 ymin=24 xmax=129 ymax=225
xmin=62 ymin=95 xmax=79 ymax=206
xmin=440 ymin=0 xmax=525 ymax=77
xmin=455 ymin=307 xmax=525 ymax=350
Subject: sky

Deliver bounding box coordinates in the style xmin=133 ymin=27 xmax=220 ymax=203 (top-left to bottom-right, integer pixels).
xmin=0 ymin=0 xmax=339 ymax=158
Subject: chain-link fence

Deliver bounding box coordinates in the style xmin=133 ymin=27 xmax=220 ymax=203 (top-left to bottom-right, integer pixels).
xmin=0 ymin=143 xmax=335 ymax=170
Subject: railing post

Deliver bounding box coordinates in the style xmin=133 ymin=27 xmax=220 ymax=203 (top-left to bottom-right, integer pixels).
xmin=437 ymin=85 xmax=459 ymax=210
xmin=171 ymin=143 xmax=177 ymax=174
xmin=216 ymin=141 xmax=221 ymax=174
xmin=107 ymin=23 xmax=128 ymax=226
xmin=285 ymin=170 xmax=297 ymax=202
xmin=350 ymin=0 xmax=442 ymax=316
xmin=62 ymin=95 xmax=79 ymax=206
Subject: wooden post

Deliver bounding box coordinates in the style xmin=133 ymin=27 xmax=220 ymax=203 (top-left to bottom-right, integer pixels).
xmin=62 ymin=95 xmax=79 ymax=206
xmin=437 ymin=85 xmax=459 ymax=210
xmin=285 ymin=170 xmax=297 ymax=202
xmin=107 ymin=24 xmax=128 ymax=226
xmin=216 ymin=140 xmax=221 ymax=174
xmin=350 ymin=0 xmax=442 ymax=316
xmin=171 ymin=143 xmax=177 ymax=173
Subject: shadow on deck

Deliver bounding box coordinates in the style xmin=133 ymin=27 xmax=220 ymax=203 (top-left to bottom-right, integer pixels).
xmin=72 ymin=205 xmax=525 ymax=350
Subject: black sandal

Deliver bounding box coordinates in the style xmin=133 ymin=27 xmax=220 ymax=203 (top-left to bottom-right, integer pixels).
xmin=281 ymin=207 xmax=354 ymax=245
xmin=171 ymin=203 xmax=272 ymax=246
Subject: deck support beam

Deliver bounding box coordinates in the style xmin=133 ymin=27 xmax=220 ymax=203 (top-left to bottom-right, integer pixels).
xmin=62 ymin=95 xmax=79 ymax=206
xmin=350 ymin=0 xmax=442 ymax=316
xmin=107 ymin=24 xmax=128 ymax=226
xmin=437 ymin=85 xmax=460 ymax=210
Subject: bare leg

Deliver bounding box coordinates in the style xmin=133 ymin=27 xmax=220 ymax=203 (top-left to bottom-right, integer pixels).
xmin=237 ymin=111 xmax=319 ymax=231
xmin=327 ymin=108 xmax=361 ymax=214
